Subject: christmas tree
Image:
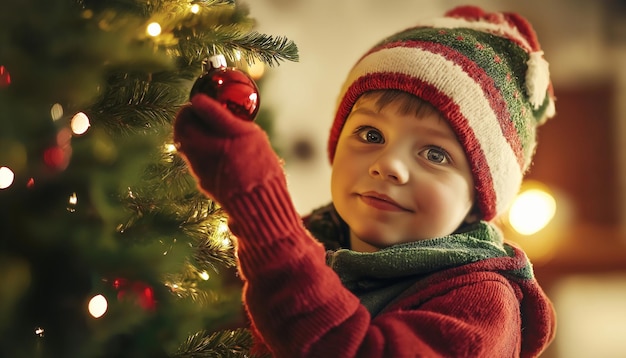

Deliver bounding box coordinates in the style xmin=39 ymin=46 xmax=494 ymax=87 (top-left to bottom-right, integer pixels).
xmin=0 ymin=0 xmax=297 ymax=357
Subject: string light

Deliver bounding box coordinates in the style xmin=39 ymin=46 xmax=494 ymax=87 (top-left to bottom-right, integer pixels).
xmin=217 ymin=221 xmax=229 ymax=236
xmin=0 ymin=167 xmax=15 ymax=189
xmin=70 ymin=112 xmax=91 ymax=135
xmin=50 ymin=103 xmax=64 ymax=121
xmin=248 ymin=61 xmax=265 ymax=80
xmin=190 ymin=4 xmax=200 ymax=13
xmin=199 ymin=271 xmax=210 ymax=280
xmin=164 ymin=143 xmax=177 ymax=153
xmin=508 ymin=186 xmax=557 ymax=235
xmin=68 ymin=192 xmax=78 ymax=205
xmin=67 ymin=192 xmax=78 ymax=212
xmin=216 ymin=221 xmax=233 ymax=247
xmin=88 ymin=294 xmax=108 ymax=318
xmin=34 ymin=327 xmax=44 ymax=337
xmin=146 ymin=22 xmax=162 ymax=37
xmin=221 ymin=237 xmax=232 ymax=247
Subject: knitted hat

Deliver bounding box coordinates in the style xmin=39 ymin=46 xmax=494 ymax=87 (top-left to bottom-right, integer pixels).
xmin=327 ymin=5 xmax=556 ymax=221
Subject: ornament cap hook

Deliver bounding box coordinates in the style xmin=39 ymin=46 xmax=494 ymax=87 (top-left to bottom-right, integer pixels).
xmin=203 ymin=54 xmax=227 ymax=72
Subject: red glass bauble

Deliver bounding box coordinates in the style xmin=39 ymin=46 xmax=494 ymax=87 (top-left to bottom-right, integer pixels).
xmin=190 ymin=55 xmax=260 ymax=121
xmin=113 ymin=278 xmax=156 ymax=311
xmin=43 ymin=145 xmax=70 ymax=171
xmin=0 ymin=65 xmax=11 ymax=88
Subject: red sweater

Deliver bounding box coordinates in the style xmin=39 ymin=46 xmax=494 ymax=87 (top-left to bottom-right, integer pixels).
xmin=222 ymin=177 xmax=556 ymax=358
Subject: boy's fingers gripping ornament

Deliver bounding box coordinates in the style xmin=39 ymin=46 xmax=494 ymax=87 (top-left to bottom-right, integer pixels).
xmin=190 ymin=54 xmax=260 ymax=121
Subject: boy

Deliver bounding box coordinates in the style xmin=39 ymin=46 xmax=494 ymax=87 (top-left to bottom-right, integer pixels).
xmin=174 ymin=5 xmax=556 ymax=358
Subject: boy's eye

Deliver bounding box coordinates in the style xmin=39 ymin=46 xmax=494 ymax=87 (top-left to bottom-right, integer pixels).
xmin=420 ymin=147 xmax=450 ymax=164
xmin=355 ymin=126 xmax=384 ymax=144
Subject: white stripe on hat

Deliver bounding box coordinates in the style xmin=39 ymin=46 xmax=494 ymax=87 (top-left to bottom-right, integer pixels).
xmin=340 ymin=46 xmax=522 ymax=214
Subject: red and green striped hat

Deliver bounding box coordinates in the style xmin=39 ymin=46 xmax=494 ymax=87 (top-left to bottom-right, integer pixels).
xmin=327 ymin=5 xmax=556 ymax=221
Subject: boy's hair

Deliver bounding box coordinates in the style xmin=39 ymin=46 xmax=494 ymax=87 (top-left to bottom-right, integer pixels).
xmin=361 ymin=90 xmax=442 ymax=120
xmin=328 ymin=5 xmax=556 ymax=221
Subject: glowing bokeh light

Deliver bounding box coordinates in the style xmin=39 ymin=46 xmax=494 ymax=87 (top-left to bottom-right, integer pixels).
xmin=88 ymin=294 xmax=108 ymax=318
xmin=34 ymin=327 xmax=44 ymax=337
xmin=190 ymin=4 xmax=200 ymax=13
xmin=248 ymin=61 xmax=265 ymax=80
xmin=217 ymin=221 xmax=229 ymax=235
xmin=199 ymin=271 xmax=210 ymax=280
xmin=71 ymin=112 xmax=91 ymax=135
xmin=164 ymin=143 xmax=177 ymax=153
xmin=0 ymin=65 xmax=11 ymax=87
xmin=67 ymin=192 xmax=78 ymax=212
xmin=146 ymin=22 xmax=162 ymax=37
xmin=509 ymin=188 xmax=557 ymax=235
xmin=50 ymin=103 xmax=64 ymax=121
xmin=0 ymin=167 xmax=15 ymax=189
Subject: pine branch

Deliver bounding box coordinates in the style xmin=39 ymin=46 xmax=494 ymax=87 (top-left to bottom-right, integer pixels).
xmin=174 ymin=328 xmax=256 ymax=358
xmin=222 ymin=31 xmax=300 ymax=66
xmin=181 ymin=27 xmax=299 ymax=67
xmin=86 ymin=73 xmax=185 ymax=135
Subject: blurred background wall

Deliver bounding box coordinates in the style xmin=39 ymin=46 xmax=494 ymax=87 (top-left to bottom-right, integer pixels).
xmin=246 ymin=1 xmax=626 ymax=357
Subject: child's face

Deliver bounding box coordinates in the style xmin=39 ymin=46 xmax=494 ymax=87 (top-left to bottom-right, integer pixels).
xmin=331 ymin=95 xmax=476 ymax=252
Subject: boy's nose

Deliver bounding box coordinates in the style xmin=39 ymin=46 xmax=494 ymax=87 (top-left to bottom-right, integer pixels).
xmin=368 ymin=152 xmax=409 ymax=184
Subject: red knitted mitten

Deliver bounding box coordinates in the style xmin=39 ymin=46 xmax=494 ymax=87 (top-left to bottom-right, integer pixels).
xmin=173 ymin=94 xmax=285 ymax=207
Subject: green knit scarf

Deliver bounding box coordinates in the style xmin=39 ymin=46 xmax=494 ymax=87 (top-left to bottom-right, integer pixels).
xmin=305 ymin=203 xmax=533 ymax=315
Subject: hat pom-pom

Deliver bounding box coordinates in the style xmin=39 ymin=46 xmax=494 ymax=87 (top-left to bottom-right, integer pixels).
xmin=526 ymin=51 xmax=550 ymax=110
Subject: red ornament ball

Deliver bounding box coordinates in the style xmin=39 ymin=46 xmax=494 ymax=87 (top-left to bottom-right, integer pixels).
xmin=113 ymin=278 xmax=156 ymax=311
xmin=43 ymin=145 xmax=71 ymax=172
xmin=190 ymin=55 xmax=260 ymax=122
xmin=0 ymin=65 xmax=11 ymax=88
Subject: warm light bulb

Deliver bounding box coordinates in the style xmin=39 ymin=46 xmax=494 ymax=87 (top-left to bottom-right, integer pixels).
xmin=216 ymin=221 xmax=232 ymax=247
xmin=221 ymin=237 xmax=232 ymax=247
xmin=190 ymin=4 xmax=200 ymax=13
xmin=0 ymin=167 xmax=15 ymax=189
xmin=146 ymin=22 xmax=162 ymax=37
xmin=67 ymin=192 xmax=78 ymax=212
xmin=164 ymin=143 xmax=177 ymax=153
xmin=88 ymin=294 xmax=108 ymax=318
xmin=509 ymin=188 xmax=557 ymax=235
xmin=248 ymin=61 xmax=265 ymax=80
xmin=199 ymin=271 xmax=210 ymax=280
xmin=71 ymin=112 xmax=91 ymax=135
xmin=50 ymin=103 xmax=64 ymax=121
xmin=217 ymin=221 xmax=229 ymax=235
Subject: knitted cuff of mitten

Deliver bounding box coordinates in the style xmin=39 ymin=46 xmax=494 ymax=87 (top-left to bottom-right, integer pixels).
xmin=225 ymin=176 xmax=324 ymax=269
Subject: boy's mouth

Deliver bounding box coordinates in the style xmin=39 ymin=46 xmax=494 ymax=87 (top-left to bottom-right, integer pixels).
xmin=358 ymin=191 xmax=411 ymax=212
